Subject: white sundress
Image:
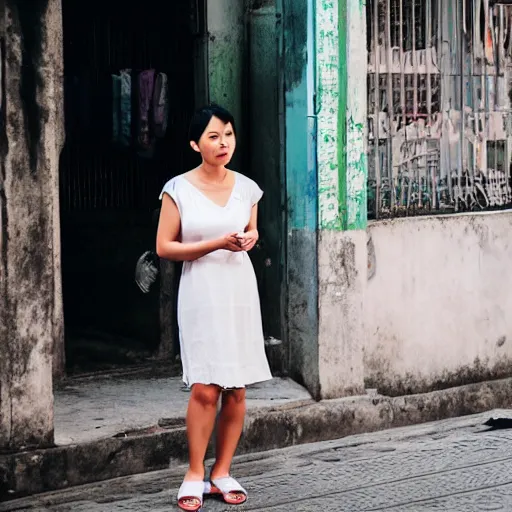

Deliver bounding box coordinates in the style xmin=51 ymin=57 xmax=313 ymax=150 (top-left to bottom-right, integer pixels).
xmin=159 ymin=172 xmax=273 ymax=388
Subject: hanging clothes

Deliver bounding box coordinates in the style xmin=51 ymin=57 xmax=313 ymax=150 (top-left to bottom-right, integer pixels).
xmin=137 ymin=69 xmax=156 ymax=157
xmin=120 ymin=69 xmax=132 ymax=147
xmin=152 ymin=72 xmax=169 ymax=139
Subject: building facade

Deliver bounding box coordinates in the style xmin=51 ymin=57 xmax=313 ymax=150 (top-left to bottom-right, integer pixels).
xmin=299 ymin=0 xmax=512 ymax=399
xmin=2 ymin=0 xmax=512 ymax=452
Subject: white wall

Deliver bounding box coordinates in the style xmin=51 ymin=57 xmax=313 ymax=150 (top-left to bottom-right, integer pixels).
xmin=318 ymin=231 xmax=366 ymax=399
xmin=365 ymin=211 xmax=512 ymax=395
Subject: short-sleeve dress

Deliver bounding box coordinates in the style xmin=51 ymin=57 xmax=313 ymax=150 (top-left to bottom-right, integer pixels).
xmin=159 ymin=172 xmax=272 ymax=388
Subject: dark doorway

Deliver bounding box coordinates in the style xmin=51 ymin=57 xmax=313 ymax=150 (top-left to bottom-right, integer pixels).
xmin=60 ymin=0 xmax=198 ymax=373
xmin=247 ymin=3 xmax=287 ymax=375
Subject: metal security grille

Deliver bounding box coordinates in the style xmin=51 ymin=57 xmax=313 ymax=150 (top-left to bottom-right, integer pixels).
xmin=367 ymin=0 xmax=512 ymax=219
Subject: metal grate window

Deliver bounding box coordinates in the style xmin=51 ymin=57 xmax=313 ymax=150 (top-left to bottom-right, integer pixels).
xmin=367 ymin=0 xmax=512 ymax=218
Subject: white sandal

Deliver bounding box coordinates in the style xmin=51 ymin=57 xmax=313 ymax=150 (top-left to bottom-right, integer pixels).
xmin=177 ymin=480 xmax=207 ymax=511
xmin=209 ymin=476 xmax=248 ymax=505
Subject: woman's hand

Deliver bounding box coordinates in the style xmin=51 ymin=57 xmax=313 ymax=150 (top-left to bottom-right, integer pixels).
xmin=218 ymin=232 xmax=244 ymax=252
xmin=236 ymin=229 xmax=259 ymax=251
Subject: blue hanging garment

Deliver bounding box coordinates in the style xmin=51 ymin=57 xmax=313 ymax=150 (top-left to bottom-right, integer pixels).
xmin=112 ymin=74 xmax=121 ymax=144
xmin=120 ymin=69 xmax=132 ymax=147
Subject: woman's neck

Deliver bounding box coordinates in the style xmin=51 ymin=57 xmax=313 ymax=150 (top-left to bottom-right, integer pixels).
xmin=198 ymin=163 xmax=228 ymax=183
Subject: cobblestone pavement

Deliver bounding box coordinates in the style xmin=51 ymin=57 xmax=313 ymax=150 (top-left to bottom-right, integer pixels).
xmin=3 ymin=411 xmax=512 ymax=512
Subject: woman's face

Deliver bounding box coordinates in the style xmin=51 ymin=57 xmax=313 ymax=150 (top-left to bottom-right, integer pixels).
xmin=191 ymin=116 xmax=236 ymax=166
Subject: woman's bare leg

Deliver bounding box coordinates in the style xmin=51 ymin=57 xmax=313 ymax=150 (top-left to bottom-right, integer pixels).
xmin=184 ymin=384 xmax=221 ymax=481
xmin=211 ymin=388 xmax=246 ymax=479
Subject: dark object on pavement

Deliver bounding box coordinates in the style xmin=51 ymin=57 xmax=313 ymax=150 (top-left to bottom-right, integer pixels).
xmin=483 ymin=417 xmax=512 ymax=430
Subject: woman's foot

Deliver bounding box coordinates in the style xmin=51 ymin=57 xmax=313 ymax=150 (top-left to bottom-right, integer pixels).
xmin=208 ymin=464 xmax=247 ymax=504
xmin=210 ymin=463 xmax=228 ymax=481
xmin=184 ymin=468 xmax=205 ymax=482
xmin=178 ymin=468 xmax=206 ymax=510
xmin=177 ymin=479 xmax=206 ymax=511
xmin=209 ymin=475 xmax=247 ymax=505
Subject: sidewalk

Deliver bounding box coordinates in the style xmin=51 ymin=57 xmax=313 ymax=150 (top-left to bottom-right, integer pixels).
xmin=54 ymin=372 xmax=312 ymax=445
xmin=3 ymin=372 xmax=512 ymax=500
xmin=3 ymin=410 xmax=512 ymax=511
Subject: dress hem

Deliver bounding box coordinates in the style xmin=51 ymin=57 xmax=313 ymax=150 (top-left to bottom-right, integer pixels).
xmin=182 ymin=374 xmax=273 ymax=389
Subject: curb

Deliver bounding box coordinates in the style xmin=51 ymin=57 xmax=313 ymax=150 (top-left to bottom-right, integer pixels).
xmin=2 ymin=377 xmax=512 ymax=499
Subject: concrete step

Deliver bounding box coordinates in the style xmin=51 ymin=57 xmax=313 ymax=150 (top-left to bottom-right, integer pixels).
xmin=2 ymin=376 xmax=512 ymax=500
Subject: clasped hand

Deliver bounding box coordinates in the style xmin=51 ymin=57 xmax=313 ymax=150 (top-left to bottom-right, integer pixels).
xmin=219 ymin=230 xmax=259 ymax=252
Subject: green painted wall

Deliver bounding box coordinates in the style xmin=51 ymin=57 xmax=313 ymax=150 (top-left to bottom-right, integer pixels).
xmin=316 ymin=0 xmax=367 ymax=231
xmin=316 ymin=0 xmax=343 ymax=230
xmin=344 ymin=0 xmax=367 ymax=230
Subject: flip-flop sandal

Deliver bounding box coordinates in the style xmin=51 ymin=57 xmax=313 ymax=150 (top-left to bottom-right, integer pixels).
xmin=177 ymin=480 xmax=206 ymax=511
xmin=209 ymin=476 xmax=248 ymax=505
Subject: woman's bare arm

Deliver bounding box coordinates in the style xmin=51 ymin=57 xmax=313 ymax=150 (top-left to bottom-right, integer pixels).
xmin=238 ymin=204 xmax=259 ymax=251
xmin=156 ymin=194 xmax=241 ymax=261
xmin=246 ymin=204 xmax=258 ymax=233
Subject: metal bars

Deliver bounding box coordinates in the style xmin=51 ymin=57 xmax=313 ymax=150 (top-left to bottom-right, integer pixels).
xmin=367 ymin=0 xmax=512 ymax=218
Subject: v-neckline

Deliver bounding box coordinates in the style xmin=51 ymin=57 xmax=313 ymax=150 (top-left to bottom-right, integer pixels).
xmin=181 ymin=172 xmax=238 ymax=209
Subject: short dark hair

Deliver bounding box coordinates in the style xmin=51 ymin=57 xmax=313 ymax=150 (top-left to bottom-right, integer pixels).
xmin=189 ymin=103 xmax=236 ymax=144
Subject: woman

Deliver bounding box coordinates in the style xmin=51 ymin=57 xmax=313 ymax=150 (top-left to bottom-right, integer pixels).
xmin=156 ymin=104 xmax=272 ymax=511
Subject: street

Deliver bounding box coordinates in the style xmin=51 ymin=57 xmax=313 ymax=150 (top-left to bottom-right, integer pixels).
xmin=3 ymin=411 xmax=512 ymax=512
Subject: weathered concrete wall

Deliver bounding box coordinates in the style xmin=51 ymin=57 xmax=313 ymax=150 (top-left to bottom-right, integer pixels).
xmin=318 ymin=231 xmax=366 ymax=398
xmin=315 ymin=0 xmax=367 ymax=398
xmin=49 ymin=1 xmax=64 ymax=378
xmin=365 ymin=212 xmax=512 ymax=395
xmin=0 ymin=0 xmax=64 ymax=450
xmin=207 ymin=0 xmax=246 ymax=171
xmin=290 ymin=0 xmax=512 ymax=401
xmin=283 ymin=0 xmax=321 ymax=398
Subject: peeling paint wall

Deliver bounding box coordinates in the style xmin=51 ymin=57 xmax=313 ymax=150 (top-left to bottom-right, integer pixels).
xmin=345 ymin=0 xmax=368 ymax=229
xmin=318 ymin=230 xmax=366 ymax=398
xmin=315 ymin=0 xmax=367 ymax=398
xmin=361 ymin=0 xmax=512 ymax=395
xmin=317 ymin=0 xmax=368 ymax=231
xmin=368 ymin=0 xmax=512 ymax=219
xmin=300 ymin=0 xmax=512 ymax=399
xmin=365 ymin=212 xmax=512 ymax=395
xmin=207 ymin=0 xmax=246 ymax=171
xmin=317 ymin=0 xmax=342 ymax=230
xmin=283 ymin=0 xmax=321 ymax=397
xmin=0 ymin=0 xmax=64 ymax=450
xmin=285 ymin=0 xmax=316 ymax=232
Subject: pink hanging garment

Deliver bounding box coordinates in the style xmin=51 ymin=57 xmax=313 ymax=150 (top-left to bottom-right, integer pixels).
xmin=137 ymin=69 xmax=156 ymax=156
xmin=152 ymin=72 xmax=169 ymax=139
